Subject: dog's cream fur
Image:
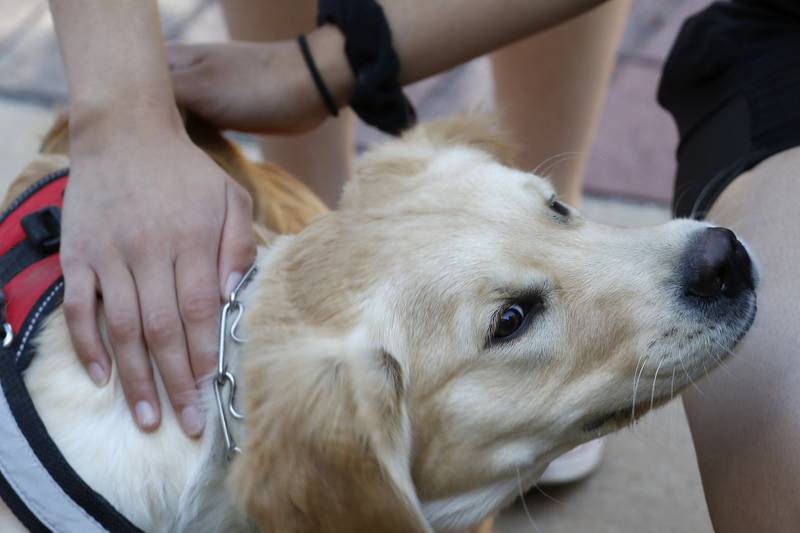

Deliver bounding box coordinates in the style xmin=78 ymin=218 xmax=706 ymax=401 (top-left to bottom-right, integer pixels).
xmin=0 ymin=117 xmax=756 ymax=532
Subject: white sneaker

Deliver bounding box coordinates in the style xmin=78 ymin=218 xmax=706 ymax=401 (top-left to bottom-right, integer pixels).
xmin=537 ymin=438 xmax=605 ymax=485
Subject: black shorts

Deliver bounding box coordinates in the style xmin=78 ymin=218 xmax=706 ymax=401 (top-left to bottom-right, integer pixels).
xmin=658 ymin=0 xmax=800 ymax=219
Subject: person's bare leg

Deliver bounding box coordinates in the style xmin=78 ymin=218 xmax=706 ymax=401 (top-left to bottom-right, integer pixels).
xmin=490 ymin=0 xmax=629 ymax=206
xmin=223 ymin=0 xmax=353 ymax=207
xmin=684 ymin=147 xmax=800 ymax=532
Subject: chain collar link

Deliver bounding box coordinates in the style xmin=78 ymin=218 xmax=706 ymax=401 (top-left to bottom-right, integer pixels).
xmin=214 ymin=264 xmax=258 ymax=461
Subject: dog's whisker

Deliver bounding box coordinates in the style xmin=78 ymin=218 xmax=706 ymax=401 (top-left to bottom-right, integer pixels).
xmin=705 ymin=338 xmax=738 ymax=378
xmin=698 ymin=358 xmax=726 ymax=405
xmin=700 ymin=358 xmax=712 ymax=385
xmin=711 ymin=338 xmax=736 ymax=360
xmin=703 ymin=354 xmax=723 ymax=404
xmin=531 ymin=152 xmax=585 ymax=177
xmin=531 ymin=482 xmax=565 ymax=506
xmin=516 ymin=468 xmax=545 ymax=533
xmin=650 ymin=356 xmax=666 ymax=411
xmin=678 ymin=351 xmax=706 ymax=398
xmin=533 ymin=151 xmax=610 ymax=185
xmin=710 ymin=336 xmax=760 ymax=371
xmin=670 ymin=367 xmax=676 ymax=401
xmin=631 ymin=352 xmax=649 ymax=420
xmin=706 ymin=344 xmax=725 ymax=368
xmin=630 ymin=356 xmax=642 ymax=420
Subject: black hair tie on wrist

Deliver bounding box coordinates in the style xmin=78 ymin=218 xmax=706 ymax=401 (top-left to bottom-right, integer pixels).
xmin=318 ymin=0 xmax=416 ymax=135
xmin=297 ymin=34 xmax=339 ymax=117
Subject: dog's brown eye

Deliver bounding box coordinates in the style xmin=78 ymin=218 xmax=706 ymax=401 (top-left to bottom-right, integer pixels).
xmin=494 ymin=304 xmax=526 ymax=339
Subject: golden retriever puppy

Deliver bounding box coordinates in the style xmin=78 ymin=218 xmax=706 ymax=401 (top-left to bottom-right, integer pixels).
xmin=0 ymin=116 xmax=756 ymax=532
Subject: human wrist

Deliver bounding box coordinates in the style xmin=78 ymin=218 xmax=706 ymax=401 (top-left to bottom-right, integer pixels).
xmin=304 ymin=25 xmax=355 ymax=113
xmin=69 ymin=99 xmax=186 ymax=155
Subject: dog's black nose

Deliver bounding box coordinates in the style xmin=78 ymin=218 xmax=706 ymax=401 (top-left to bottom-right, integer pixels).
xmin=684 ymin=227 xmax=754 ymax=298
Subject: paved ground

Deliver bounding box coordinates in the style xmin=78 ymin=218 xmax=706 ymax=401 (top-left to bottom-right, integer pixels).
xmin=0 ymin=1 xmax=717 ymax=532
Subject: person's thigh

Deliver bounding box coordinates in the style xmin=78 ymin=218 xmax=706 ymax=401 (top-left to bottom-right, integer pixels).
xmin=683 ymin=146 xmax=800 ymax=532
xmin=223 ymin=0 xmax=354 ymax=208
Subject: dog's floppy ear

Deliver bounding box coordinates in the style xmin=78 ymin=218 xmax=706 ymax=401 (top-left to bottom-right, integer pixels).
xmin=229 ymin=332 xmax=431 ymax=533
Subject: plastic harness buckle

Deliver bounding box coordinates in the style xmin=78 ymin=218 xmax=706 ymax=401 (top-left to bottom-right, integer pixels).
xmin=21 ymin=206 xmax=61 ymax=252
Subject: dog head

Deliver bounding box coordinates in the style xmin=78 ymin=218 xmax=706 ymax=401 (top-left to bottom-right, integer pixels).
xmin=228 ymin=117 xmax=757 ymax=532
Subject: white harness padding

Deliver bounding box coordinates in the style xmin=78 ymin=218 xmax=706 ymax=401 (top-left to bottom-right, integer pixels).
xmin=0 ymin=389 xmax=106 ymax=533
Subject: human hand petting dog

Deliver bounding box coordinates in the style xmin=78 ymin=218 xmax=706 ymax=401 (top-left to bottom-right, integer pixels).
xmin=51 ymin=0 xmax=255 ymax=437
xmin=63 ymin=114 xmax=255 ymax=437
xmin=168 ymin=26 xmax=353 ymax=134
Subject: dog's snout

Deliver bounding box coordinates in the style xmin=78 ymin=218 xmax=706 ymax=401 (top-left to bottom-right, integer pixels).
xmin=684 ymin=227 xmax=754 ymax=298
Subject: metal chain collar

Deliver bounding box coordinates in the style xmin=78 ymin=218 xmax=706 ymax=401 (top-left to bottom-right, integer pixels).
xmin=214 ymin=264 xmax=258 ymax=461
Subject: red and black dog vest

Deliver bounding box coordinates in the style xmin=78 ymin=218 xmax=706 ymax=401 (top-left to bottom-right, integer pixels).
xmin=0 ymin=169 xmax=142 ymax=532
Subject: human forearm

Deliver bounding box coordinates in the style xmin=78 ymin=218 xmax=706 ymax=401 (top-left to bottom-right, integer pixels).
xmin=49 ymin=0 xmax=181 ymax=137
xmin=168 ymin=0 xmax=611 ymax=134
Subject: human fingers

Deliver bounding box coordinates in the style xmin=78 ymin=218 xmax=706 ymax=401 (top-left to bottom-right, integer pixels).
xmin=165 ymin=42 xmax=206 ymax=72
xmin=97 ymin=259 xmax=160 ymax=431
xmin=61 ymin=259 xmax=110 ymax=387
xmin=168 ymin=40 xmax=324 ymax=134
xmin=133 ymin=257 xmax=204 ymax=437
xmin=218 ymin=180 xmax=256 ymax=300
xmin=168 ymin=43 xmax=219 ymax=119
xmin=174 ymin=240 xmax=221 ymax=400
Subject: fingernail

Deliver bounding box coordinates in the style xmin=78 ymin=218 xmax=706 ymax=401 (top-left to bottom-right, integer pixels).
xmin=224 ymin=271 xmax=243 ymax=299
xmin=181 ymin=405 xmax=205 ymax=436
xmin=135 ymin=401 xmax=157 ymax=428
xmin=88 ymin=362 xmax=108 ymax=387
